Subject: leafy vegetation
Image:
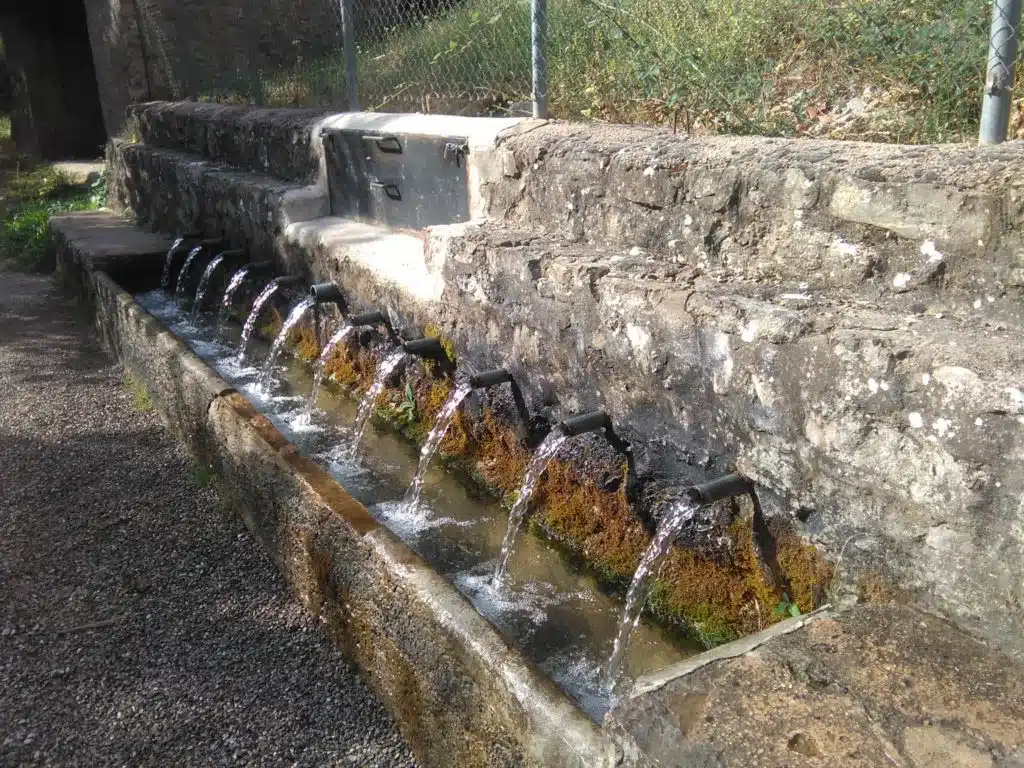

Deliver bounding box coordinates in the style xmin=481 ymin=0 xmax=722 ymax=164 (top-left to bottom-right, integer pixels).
xmin=123 ymin=371 xmax=154 ymax=412
xmin=0 ymin=115 xmax=106 ymax=273
xmin=243 ymin=0 xmax=1001 ymax=143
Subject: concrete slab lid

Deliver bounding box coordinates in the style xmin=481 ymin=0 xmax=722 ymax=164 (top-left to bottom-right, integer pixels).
xmin=284 ymin=217 xmax=445 ymax=303
xmin=314 ymin=112 xmax=542 ymax=151
xmin=50 ymin=211 xmax=175 ymax=253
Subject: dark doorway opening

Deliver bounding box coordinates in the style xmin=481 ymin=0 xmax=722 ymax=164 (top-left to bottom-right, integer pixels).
xmin=1 ymin=0 xmax=106 ymax=159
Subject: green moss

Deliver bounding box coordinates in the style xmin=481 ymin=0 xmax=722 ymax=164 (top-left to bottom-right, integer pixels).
xmin=770 ymin=518 xmax=834 ymax=612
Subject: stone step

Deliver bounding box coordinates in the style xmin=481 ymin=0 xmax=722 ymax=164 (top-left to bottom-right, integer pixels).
xmin=107 ymin=140 xmax=326 ymax=259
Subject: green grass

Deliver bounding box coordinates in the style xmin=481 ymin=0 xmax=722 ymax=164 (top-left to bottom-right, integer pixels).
xmin=187 ymin=462 xmax=217 ymax=491
xmin=0 ymin=115 xmax=107 ymax=272
xmin=123 ymin=372 xmax=154 ymax=412
xmin=240 ymin=0 xmax=998 ymax=143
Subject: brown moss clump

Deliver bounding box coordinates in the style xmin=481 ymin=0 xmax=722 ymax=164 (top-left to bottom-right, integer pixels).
xmin=424 ymin=323 xmax=457 ymax=364
xmin=857 ymin=570 xmax=905 ymax=604
xmin=770 ymin=519 xmax=834 ymax=612
xmin=261 ymin=307 xmax=284 ymax=340
xmin=462 ymin=408 xmax=532 ymax=494
xmin=286 ymin=323 xmax=322 ymax=362
xmin=322 ymin=342 xmax=378 ymax=392
xmin=652 ymin=516 xmax=783 ymax=644
xmin=532 ymin=461 xmax=648 ymax=578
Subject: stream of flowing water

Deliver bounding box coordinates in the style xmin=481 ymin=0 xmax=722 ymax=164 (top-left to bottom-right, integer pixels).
xmin=492 ymin=429 xmax=569 ymax=586
xmin=404 ymin=381 xmax=474 ymax=509
xmin=160 ymin=236 xmax=188 ymax=290
xmin=604 ymin=499 xmax=699 ymax=689
xmin=237 ymin=280 xmax=283 ymax=363
xmin=135 ymin=288 xmax=697 ymax=721
xmin=347 ymin=349 xmax=408 ymax=458
xmin=261 ymin=297 xmax=317 ymax=385
xmin=174 ymin=245 xmax=204 ymax=297
xmin=219 ymin=266 xmax=254 ymax=329
xmin=192 ymin=254 xmax=226 ymax=316
xmin=305 ymin=324 xmax=356 ymax=416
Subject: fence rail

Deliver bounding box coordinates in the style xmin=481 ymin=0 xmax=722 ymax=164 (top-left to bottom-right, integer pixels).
xmin=178 ymin=0 xmax=1022 ymax=145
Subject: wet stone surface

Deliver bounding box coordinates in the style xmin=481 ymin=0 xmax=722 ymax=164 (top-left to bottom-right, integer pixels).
xmin=607 ymin=602 xmax=1024 ymax=767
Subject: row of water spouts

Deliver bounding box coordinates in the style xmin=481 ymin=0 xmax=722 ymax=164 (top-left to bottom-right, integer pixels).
xmin=162 ymin=236 xmax=755 ymax=690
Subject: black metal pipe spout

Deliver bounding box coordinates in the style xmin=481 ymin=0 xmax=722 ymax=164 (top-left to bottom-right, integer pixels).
xmin=273 ymin=275 xmax=304 ymax=289
xmin=215 ymin=248 xmax=246 ymax=262
xmin=559 ymin=410 xmax=613 ymax=438
xmin=245 ymin=260 xmax=275 ymax=273
xmin=469 ymin=368 xmax=533 ymax=437
xmin=186 ymin=237 xmax=228 ymax=259
xmin=469 ymin=368 xmax=513 ymax=389
xmin=557 ymin=410 xmax=639 ymax=503
xmin=310 ymin=282 xmax=347 ymax=312
xmin=402 ymin=338 xmax=455 ymax=375
xmin=170 ymin=232 xmax=203 ymax=253
xmin=685 ymin=474 xmax=753 ymax=506
xmin=347 ymin=310 xmax=400 ymax=344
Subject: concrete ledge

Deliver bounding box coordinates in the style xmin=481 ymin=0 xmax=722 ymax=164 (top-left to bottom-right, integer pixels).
xmin=53 ymin=219 xmax=621 ymax=768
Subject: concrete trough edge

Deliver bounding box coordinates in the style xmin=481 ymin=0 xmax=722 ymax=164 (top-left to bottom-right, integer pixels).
xmin=75 ymin=267 xmax=622 ymax=767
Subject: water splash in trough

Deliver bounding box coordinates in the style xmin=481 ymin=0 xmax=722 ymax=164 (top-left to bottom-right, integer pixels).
xmin=192 ymin=254 xmax=226 ymax=316
xmin=404 ymin=380 xmax=474 ymax=509
xmin=604 ymin=499 xmax=699 ymax=689
xmin=347 ymin=349 xmax=408 ymax=459
xmin=493 ymin=428 xmax=568 ymax=586
xmin=305 ymin=324 xmax=356 ymax=417
xmin=262 ymin=296 xmax=317 ymax=385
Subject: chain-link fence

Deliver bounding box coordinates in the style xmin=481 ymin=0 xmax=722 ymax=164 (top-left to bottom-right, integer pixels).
xmin=154 ymin=0 xmax=1021 ymax=144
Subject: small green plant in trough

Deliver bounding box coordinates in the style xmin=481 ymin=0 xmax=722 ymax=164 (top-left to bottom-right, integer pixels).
xmin=774 ymin=593 xmax=802 ymax=619
xmin=397 ymin=382 xmax=418 ymax=425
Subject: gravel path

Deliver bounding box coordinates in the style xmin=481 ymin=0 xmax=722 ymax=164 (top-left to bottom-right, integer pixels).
xmin=0 ymin=273 xmax=415 ymax=767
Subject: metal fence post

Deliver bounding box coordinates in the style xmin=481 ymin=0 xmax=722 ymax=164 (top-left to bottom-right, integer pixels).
xmin=340 ymin=0 xmax=359 ymax=111
xmin=979 ymin=0 xmax=1023 ymax=144
xmin=532 ymin=0 xmax=548 ymax=119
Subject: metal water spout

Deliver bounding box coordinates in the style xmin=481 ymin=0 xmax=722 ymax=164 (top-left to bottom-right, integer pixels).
xmin=347 ymin=310 xmax=400 ymax=344
xmin=557 ymin=410 xmax=639 ymax=503
xmin=309 ymin=282 xmax=347 ymax=312
xmin=309 ymin=282 xmax=347 ymax=347
xmin=469 ymin=368 xmax=532 ymax=435
xmin=684 ymin=473 xmax=753 ymax=505
xmin=272 ymin=275 xmax=304 ymax=290
xmin=468 ymin=368 xmax=513 ymax=389
xmin=403 ymin=338 xmax=456 ymax=376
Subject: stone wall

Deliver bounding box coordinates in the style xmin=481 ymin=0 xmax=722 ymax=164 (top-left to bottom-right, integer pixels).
xmin=105 ymin=102 xmax=1024 ymax=661
xmin=80 ymin=0 xmax=341 ymax=138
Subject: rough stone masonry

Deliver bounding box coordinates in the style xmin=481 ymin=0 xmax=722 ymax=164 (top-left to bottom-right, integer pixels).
xmin=107 ymin=103 xmax=1024 ymax=663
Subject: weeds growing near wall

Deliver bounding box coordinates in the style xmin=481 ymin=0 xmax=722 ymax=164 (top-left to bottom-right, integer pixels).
xmin=123 ymin=372 xmax=154 ymax=412
xmin=0 ymin=116 xmax=106 ymax=273
xmin=237 ymin=0 xmax=998 ymax=143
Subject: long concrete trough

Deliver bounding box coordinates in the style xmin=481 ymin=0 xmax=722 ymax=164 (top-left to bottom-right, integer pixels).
xmin=52 ymin=210 xmax=620 ymax=768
